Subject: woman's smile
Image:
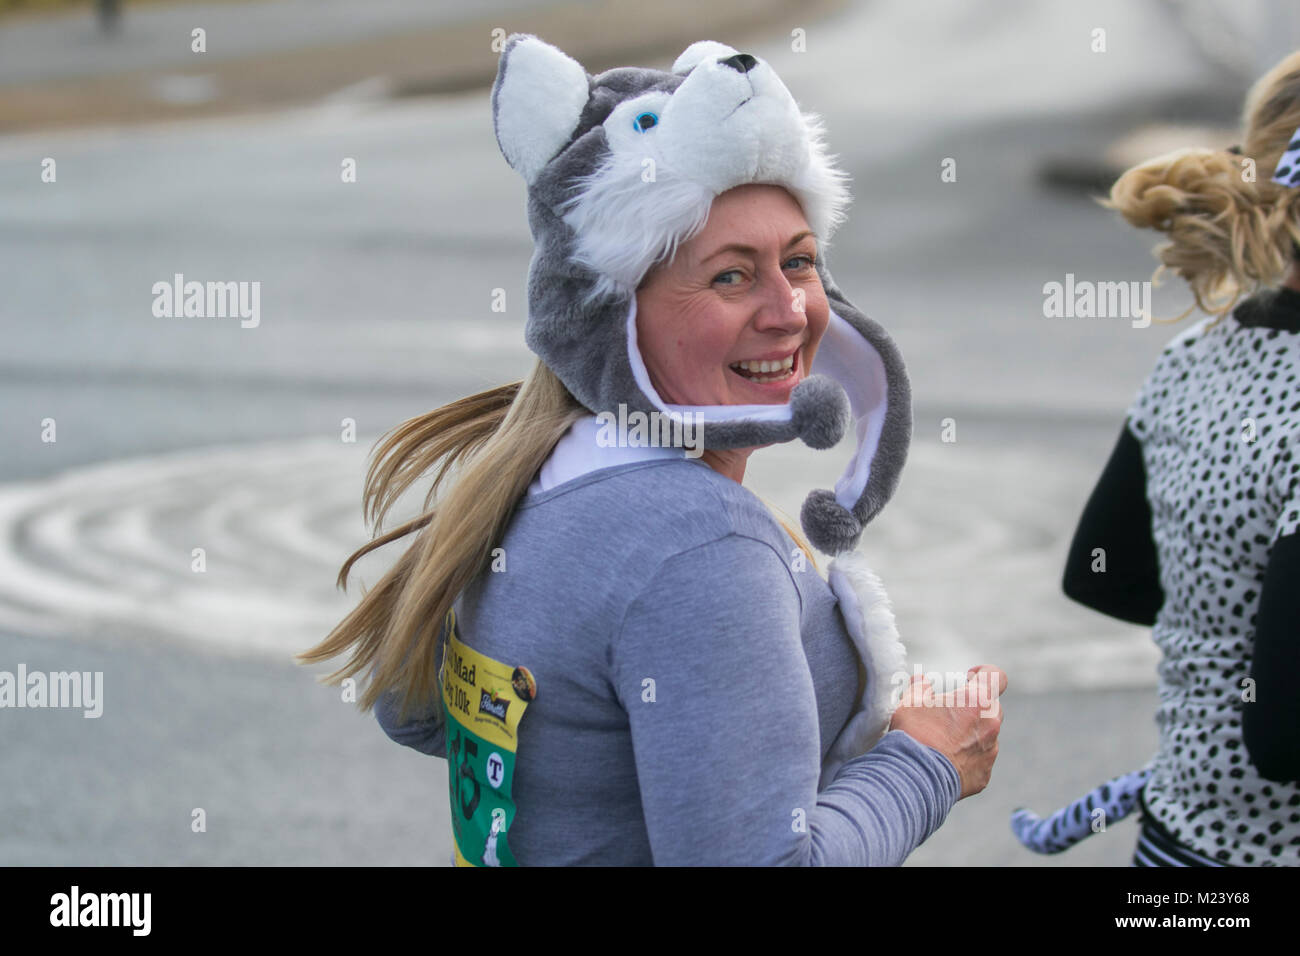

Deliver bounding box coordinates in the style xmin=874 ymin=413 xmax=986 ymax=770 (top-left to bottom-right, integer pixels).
xmin=727 ymin=345 xmax=802 ymax=390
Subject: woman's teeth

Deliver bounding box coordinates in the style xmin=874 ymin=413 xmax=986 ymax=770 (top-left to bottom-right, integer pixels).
xmin=729 ymin=354 xmax=794 ymax=384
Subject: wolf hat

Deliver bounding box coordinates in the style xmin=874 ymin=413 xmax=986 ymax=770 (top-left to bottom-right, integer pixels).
xmin=491 ymin=34 xmax=912 ymax=555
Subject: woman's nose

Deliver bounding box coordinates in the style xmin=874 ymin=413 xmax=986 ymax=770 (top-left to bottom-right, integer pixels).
xmin=752 ymin=273 xmax=809 ymax=332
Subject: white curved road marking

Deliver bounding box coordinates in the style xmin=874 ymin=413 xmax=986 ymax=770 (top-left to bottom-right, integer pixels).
xmin=0 ymin=438 xmax=385 ymax=659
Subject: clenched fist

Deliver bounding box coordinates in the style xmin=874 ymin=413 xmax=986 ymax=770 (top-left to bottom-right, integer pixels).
xmin=889 ymin=665 xmax=1007 ymax=799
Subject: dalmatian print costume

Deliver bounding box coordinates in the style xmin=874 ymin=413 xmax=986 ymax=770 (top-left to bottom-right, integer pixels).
xmin=1273 ymin=132 xmax=1300 ymax=188
xmin=1122 ymin=286 xmax=1300 ymax=866
xmin=1014 ymin=283 xmax=1300 ymax=865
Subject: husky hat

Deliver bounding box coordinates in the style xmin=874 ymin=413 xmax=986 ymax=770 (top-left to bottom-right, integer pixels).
xmin=490 ymin=34 xmax=912 ymax=556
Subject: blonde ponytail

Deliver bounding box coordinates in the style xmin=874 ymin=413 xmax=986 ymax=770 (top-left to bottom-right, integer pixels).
xmin=298 ymin=360 xmax=588 ymax=726
xmin=1102 ymin=50 xmax=1300 ymax=323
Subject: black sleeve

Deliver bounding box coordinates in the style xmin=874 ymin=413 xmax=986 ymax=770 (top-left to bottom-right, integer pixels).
xmin=1061 ymin=419 xmax=1164 ymax=626
xmin=1242 ymin=531 xmax=1300 ymax=783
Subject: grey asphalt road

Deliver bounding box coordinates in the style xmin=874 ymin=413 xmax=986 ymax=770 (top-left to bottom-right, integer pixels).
xmin=0 ymin=625 xmax=1156 ymax=866
xmin=0 ymin=0 xmax=543 ymax=86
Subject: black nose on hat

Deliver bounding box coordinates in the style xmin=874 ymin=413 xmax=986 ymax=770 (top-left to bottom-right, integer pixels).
xmin=720 ymin=53 xmax=757 ymax=73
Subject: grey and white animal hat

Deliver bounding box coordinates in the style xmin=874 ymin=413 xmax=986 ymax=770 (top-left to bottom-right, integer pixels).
xmin=491 ymin=34 xmax=912 ymax=555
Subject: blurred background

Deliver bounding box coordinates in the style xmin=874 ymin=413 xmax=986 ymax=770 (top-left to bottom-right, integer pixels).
xmin=1 ymin=0 xmax=1296 ymax=866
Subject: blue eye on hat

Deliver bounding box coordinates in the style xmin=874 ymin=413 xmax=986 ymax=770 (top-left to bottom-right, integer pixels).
xmin=633 ymin=112 xmax=658 ymax=132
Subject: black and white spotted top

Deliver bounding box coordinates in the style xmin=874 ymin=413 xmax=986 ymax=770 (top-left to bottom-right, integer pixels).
xmin=1063 ymin=285 xmax=1300 ymax=866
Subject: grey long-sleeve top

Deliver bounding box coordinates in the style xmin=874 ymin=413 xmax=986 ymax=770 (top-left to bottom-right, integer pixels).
xmin=375 ymin=450 xmax=960 ymax=865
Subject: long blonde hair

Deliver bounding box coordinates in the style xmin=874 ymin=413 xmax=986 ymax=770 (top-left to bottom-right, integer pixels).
xmin=298 ymin=357 xmax=820 ymax=726
xmin=1102 ymin=49 xmax=1300 ymax=324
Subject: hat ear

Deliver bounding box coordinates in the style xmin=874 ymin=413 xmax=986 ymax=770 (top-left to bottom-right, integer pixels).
xmin=491 ymin=34 xmax=590 ymax=185
xmin=671 ymin=40 xmax=740 ymax=75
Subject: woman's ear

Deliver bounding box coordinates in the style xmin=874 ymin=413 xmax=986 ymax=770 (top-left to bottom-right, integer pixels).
xmin=491 ymin=34 xmax=590 ymax=186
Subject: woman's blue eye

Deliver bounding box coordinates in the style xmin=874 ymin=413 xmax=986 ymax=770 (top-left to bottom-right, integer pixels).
xmin=714 ymin=256 xmax=813 ymax=285
xmin=634 ymin=112 xmax=658 ymax=132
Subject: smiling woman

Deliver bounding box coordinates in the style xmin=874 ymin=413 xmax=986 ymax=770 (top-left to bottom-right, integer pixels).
xmin=299 ymin=34 xmax=1007 ymax=867
xmin=634 ymin=185 xmax=829 ymax=484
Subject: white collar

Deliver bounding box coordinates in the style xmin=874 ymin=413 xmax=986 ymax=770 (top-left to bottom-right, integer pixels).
xmin=527 ymin=414 xmax=701 ymax=497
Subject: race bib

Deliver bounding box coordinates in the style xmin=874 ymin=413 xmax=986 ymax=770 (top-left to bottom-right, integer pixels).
xmin=439 ymin=607 xmax=536 ymax=867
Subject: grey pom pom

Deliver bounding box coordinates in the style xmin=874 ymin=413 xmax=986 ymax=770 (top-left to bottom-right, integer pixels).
xmin=800 ymin=488 xmax=863 ymax=556
xmin=789 ymin=374 xmax=850 ymax=450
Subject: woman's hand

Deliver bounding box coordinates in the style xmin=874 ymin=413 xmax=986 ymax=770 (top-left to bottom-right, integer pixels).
xmin=888 ymin=665 xmax=1007 ymax=800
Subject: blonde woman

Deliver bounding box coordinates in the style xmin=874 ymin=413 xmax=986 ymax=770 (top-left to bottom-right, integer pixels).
xmin=1046 ymin=50 xmax=1300 ymax=866
xmin=300 ymin=36 xmax=1006 ymax=866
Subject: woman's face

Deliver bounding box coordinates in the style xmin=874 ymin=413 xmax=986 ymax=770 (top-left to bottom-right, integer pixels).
xmin=635 ymin=184 xmax=830 ymax=408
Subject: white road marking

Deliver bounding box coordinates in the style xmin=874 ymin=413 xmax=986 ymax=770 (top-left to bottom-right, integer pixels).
xmin=0 ymin=438 xmax=388 ymax=659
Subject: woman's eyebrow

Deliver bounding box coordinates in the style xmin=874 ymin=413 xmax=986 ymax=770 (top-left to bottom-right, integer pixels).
xmin=700 ymin=230 xmax=816 ymax=264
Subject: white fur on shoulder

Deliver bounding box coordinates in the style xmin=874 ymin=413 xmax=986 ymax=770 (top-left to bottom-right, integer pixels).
xmin=819 ymin=548 xmax=908 ymax=790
